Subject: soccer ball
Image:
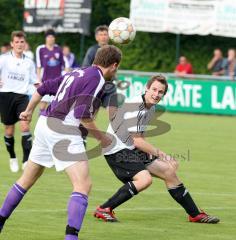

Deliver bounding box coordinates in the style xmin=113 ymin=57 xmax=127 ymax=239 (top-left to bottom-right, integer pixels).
xmin=108 ymin=17 xmax=136 ymax=44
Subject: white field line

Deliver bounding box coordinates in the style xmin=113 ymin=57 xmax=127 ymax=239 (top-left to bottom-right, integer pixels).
xmin=14 ymin=206 xmax=236 ymax=213
xmin=1 ymin=184 xmax=236 ymax=197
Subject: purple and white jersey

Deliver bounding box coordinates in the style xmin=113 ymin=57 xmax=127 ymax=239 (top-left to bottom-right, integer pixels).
xmin=36 ymin=44 xmax=66 ymax=82
xmin=37 ymin=66 xmax=105 ymax=126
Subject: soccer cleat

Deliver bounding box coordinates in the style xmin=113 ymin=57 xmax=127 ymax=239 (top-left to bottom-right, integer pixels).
xmin=9 ymin=158 xmax=19 ymax=173
xmin=93 ymin=206 xmax=118 ymax=222
xmin=189 ymin=211 xmax=220 ymax=224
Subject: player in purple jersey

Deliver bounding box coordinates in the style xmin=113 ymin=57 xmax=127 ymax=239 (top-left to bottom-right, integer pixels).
xmin=36 ymin=29 xmax=69 ymax=111
xmin=0 ymin=45 xmax=122 ymax=240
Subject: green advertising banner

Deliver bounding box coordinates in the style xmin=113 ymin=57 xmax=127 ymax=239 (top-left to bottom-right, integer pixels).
xmin=117 ymin=73 xmax=236 ymax=115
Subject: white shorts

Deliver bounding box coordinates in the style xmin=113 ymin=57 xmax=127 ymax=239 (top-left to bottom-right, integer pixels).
xmin=29 ymin=116 xmax=88 ymax=171
xmin=41 ymin=94 xmax=54 ymax=103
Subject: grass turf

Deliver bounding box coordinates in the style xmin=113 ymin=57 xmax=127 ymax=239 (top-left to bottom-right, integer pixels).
xmin=0 ymin=109 xmax=235 ymax=240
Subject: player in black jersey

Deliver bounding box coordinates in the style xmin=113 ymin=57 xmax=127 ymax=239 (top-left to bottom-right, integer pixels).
xmin=94 ymin=75 xmax=220 ymax=224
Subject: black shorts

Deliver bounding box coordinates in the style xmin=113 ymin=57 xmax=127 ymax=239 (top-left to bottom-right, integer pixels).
xmin=0 ymin=92 xmax=29 ymax=125
xmin=104 ymin=148 xmax=155 ymax=183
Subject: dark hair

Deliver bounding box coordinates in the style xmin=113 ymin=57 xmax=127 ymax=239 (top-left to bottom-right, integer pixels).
xmin=93 ymin=45 xmax=122 ymax=68
xmin=45 ymin=29 xmax=56 ymax=38
xmin=11 ymin=31 xmax=26 ymax=41
xmin=146 ymin=75 xmax=168 ymax=95
xmin=95 ymin=25 xmax=108 ymax=35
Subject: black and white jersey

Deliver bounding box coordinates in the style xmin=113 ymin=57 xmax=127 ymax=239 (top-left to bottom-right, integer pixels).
xmin=104 ymin=95 xmax=155 ymax=155
xmin=0 ymin=51 xmax=37 ymax=94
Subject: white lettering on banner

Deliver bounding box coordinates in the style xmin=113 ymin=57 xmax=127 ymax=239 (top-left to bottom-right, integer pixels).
xmin=117 ymin=77 xmax=145 ymax=99
xmin=163 ymin=81 xmax=202 ymax=108
xmin=129 ymin=81 xmax=144 ymax=99
xmin=174 ymin=81 xmax=185 ymax=106
xmin=211 ymin=86 xmax=236 ymax=110
xmin=130 ymin=0 xmax=236 ymax=38
xmin=192 ymin=85 xmax=202 ymax=108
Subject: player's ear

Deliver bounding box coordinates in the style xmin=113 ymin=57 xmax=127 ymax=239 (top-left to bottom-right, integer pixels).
xmin=111 ymin=62 xmax=118 ymax=70
xmin=10 ymin=42 xmax=13 ymax=48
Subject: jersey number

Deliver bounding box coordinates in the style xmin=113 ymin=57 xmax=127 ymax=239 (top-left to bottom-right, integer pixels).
xmin=55 ymin=75 xmax=74 ymax=102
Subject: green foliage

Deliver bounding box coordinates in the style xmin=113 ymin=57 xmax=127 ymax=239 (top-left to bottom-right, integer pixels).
xmin=0 ymin=0 xmax=235 ymax=73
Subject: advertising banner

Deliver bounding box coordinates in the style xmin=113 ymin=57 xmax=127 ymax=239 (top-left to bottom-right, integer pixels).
xmin=117 ymin=73 xmax=236 ymax=115
xmin=130 ymin=0 xmax=236 ymax=38
xmin=23 ymin=0 xmax=91 ymax=34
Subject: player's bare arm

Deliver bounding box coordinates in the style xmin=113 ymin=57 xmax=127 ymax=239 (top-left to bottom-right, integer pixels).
xmin=19 ymin=91 xmax=42 ymax=121
xmin=131 ymin=132 xmax=178 ymax=168
xmin=36 ymin=67 xmax=42 ymax=83
xmin=80 ymin=118 xmax=112 ymax=148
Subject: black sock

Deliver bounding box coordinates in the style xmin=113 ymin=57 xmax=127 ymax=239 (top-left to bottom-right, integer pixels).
xmin=0 ymin=215 xmax=7 ymax=232
xmin=168 ymin=183 xmax=200 ymax=217
xmin=4 ymin=136 xmax=16 ymax=158
xmin=21 ymin=133 xmax=32 ymax=163
xmin=100 ymin=182 xmax=138 ymax=210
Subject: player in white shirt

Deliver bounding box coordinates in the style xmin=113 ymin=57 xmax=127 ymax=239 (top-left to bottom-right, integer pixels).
xmin=94 ymin=75 xmax=220 ymax=224
xmin=0 ymin=31 xmax=37 ymax=172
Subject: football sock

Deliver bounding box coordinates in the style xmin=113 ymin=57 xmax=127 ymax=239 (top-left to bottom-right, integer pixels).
xmin=168 ymin=183 xmax=200 ymax=217
xmin=4 ymin=136 xmax=16 ymax=158
xmin=65 ymin=192 xmax=88 ymax=240
xmin=0 ymin=183 xmax=27 ymax=231
xmin=21 ymin=132 xmax=32 ymax=163
xmin=100 ymin=181 xmax=138 ymax=210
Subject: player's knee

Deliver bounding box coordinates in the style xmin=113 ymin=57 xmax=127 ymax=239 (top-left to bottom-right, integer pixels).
xmin=73 ymin=178 xmax=92 ymax=195
xmin=164 ymin=167 xmax=178 ymax=180
xmin=137 ymin=172 xmax=152 ymax=190
xmin=144 ymin=174 xmax=153 ymax=187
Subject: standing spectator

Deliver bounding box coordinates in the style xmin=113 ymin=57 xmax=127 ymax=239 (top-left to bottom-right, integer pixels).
xmin=174 ymin=56 xmax=193 ymax=77
xmin=222 ymin=48 xmax=236 ymax=79
xmin=207 ymin=48 xmax=224 ymax=76
xmin=82 ymin=25 xmax=109 ymax=67
xmin=0 ymin=42 xmax=11 ymax=54
xmin=0 ymin=31 xmax=37 ymax=172
xmin=24 ymin=41 xmax=34 ymax=60
xmin=62 ymin=45 xmax=79 ymax=69
xmin=36 ymin=29 xmax=69 ymax=111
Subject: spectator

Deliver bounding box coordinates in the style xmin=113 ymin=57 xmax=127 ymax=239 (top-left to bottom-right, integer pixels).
xmin=1 ymin=42 xmax=11 ymax=54
xmin=207 ymin=48 xmax=224 ymax=76
xmin=24 ymin=41 xmax=34 ymax=60
xmin=82 ymin=25 xmax=109 ymax=67
xmin=62 ymin=45 xmax=79 ymax=69
xmin=175 ymin=56 xmax=193 ymax=77
xmin=222 ymin=48 xmax=236 ymax=79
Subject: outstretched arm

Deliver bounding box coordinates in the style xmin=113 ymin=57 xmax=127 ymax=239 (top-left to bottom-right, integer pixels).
xmin=131 ymin=133 xmax=175 ymax=162
xmin=80 ymin=118 xmax=112 ymax=148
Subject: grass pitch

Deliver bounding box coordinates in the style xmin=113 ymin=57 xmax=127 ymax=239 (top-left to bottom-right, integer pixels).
xmin=0 ymin=109 xmax=235 ymax=240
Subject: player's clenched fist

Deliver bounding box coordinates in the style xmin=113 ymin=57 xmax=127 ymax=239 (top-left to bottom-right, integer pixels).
xmin=19 ymin=111 xmax=32 ymax=121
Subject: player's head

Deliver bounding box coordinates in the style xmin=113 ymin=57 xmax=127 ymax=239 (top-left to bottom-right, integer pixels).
xmin=145 ymin=75 xmax=168 ymax=106
xmin=10 ymin=31 xmax=26 ymax=55
xmin=45 ymin=29 xmax=56 ymax=45
xmin=93 ymin=45 xmax=122 ymax=80
xmin=95 ymin=25 xmax=109 ymax=46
